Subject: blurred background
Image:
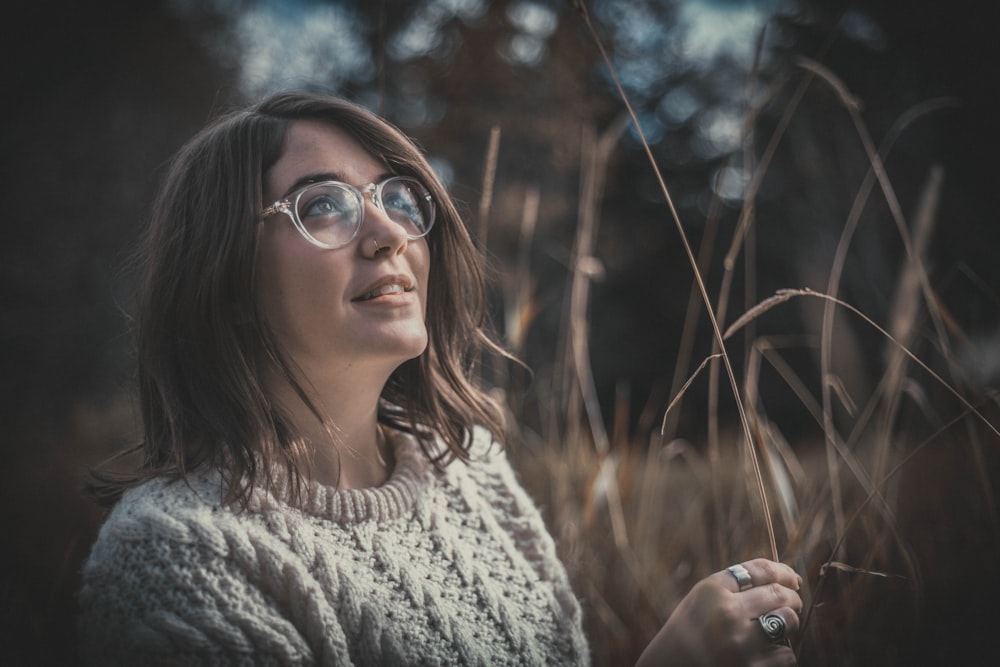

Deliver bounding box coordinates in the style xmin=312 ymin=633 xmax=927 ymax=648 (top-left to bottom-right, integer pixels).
xmin=2 ymin=0 xmax=998 ymax=664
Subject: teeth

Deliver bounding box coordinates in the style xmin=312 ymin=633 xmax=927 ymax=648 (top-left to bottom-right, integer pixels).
xmin=362 ymin=283 xmax=406 ymax=300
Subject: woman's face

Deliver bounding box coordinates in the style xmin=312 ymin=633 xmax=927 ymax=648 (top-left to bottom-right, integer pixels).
xmin=256 ymin=120 xmax=431 ymax=377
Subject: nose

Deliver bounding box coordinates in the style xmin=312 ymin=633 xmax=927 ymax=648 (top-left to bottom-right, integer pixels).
xmin=359 ymin=193 xmax=408 ymax=258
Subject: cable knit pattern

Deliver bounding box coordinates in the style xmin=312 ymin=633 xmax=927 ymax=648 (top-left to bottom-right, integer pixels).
xmin=78 ymin=427 xmax=590 ymax=666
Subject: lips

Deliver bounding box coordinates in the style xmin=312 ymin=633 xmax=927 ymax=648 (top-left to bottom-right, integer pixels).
xmin=352 ymin=275 xmax=415 ymax=302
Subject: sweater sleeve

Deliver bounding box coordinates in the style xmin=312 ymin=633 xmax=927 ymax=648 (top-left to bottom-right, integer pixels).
xmin=77 ymin=479 xmax=340 ymax=666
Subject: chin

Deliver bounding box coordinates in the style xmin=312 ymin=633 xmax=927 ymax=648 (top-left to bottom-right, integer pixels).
xmin=402 ymin=332 xmax=430 ymax=360
xmin=377 ymin=328 xmax=429 ymax=364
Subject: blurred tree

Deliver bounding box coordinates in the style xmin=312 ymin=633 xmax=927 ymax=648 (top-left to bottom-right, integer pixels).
xmin=0 ymin=1 xmax=233 ymax=661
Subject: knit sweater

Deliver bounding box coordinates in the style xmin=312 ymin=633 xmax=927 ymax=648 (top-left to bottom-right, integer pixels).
xmin=78 ymin=426 xmax=590 ymax=666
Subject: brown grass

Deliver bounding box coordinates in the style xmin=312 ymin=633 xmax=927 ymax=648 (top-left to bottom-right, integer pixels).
xmin=489 ymin=5 xmax=1000 ymax=666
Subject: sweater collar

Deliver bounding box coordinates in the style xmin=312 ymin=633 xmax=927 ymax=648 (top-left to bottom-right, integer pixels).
xmin=252 ymin=428 xmax=438 ymax=524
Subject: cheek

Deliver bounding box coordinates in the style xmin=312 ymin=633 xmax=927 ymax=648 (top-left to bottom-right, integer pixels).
xmin=415 ymin=244 xmax=432 ymax=314
xmin=256 ymin=235 xmax=324 ymax=326
xmin=256 ymin=239 xmax=289 ymax=315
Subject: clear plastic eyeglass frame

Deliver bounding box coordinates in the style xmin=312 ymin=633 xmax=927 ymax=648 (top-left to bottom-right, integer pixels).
xmin=260 ymin=175 xmax=436 ymax=250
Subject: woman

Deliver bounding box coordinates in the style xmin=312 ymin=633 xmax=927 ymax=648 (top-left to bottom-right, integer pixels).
xmin=79 ymin=91 xmax=802 ymax=665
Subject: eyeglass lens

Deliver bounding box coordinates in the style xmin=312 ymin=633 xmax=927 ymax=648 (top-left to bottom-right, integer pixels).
xmin=294 ymin=177 xmax=433 ymax=249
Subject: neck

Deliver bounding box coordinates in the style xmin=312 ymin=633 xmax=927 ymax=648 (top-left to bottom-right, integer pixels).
xmin=267 ymin=361 xmax=396 ymax=490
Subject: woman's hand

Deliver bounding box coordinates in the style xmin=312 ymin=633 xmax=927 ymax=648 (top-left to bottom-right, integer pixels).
xmin=635 ymin=558 xmax=803 ymax=666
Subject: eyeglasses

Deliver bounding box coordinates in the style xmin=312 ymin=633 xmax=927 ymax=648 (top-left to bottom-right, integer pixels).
xmin=261 ymin=175 xmax=436 ymax=250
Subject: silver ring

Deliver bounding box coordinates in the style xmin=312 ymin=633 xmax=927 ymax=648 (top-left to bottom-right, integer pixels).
xmin=372 ymin=238 xmax=380 ymax=249
xmin=727 ymin=564 xmax=752 ymax=591
xmin=758 ymin=612 xmax=787 ymax=643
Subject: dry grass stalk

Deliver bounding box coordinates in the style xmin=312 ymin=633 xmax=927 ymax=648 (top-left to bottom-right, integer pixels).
xmin=568 ymin=120 xmax=629 ymax=548
xmin=798 ymin=61 xmax=962 ymax=552
xmin=704 ymin=74 xmax=819 ymax=550
xmin=733 ymin=288 xmax=1000 ymax=440
xmin=660 ymin=190 xmax=722 ymax=444
xmin=476 ymin=124 xmax=501 ymax=249
xmin=717 ymin=275 xmax=997 ymax=656
xmin=659 ymin=354 xmax=724 ymax=442
xmin=876 ymin=166 xmax=942 ymax=480
xmin=824 ymin=374 xmax=857 ymax=418
xmin=572 ymin=0 xmax=780 ymax=562
xmin=819 ymin=560 xmax=907 ymax=580
xmin=752 ymin=336 xmax=824 ymax=427
xmin=504 ymin=185 xmax=539 ymax=353
xmin=500 ymin=7 xmax=996 ymax=664
xmin=702 ymin=25 xmax=839 ymax=566
xmin=793 ymin=396 xmax=999 ymax=649
xmin=743 ymin=346 xmax=803 ymax=535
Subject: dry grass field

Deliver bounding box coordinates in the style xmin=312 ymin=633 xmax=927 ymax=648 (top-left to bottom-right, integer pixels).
xmin=493 ymin=16 xmax=1000 ymax=663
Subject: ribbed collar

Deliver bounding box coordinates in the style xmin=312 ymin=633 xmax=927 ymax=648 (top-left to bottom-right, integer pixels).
xmin=251 ymin=429 xmax=438 ymax=524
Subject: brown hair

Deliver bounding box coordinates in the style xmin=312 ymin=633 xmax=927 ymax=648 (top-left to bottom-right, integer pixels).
xmin=90 ymin=91 xmax=508 ymax=507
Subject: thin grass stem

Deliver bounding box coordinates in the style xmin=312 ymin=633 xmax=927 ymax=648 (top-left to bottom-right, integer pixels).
xmin=573 ymin=0 xmax=779 ymax=561
xmin=732 ymin=289 xmax=1000 ymax=440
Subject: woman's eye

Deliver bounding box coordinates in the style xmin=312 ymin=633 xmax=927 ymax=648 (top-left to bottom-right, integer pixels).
xmin=384 ymin=188 xmax=416 ymax=209
xmin=301 ymin=195 xmax=346 ymax=218
xmin=384 ymin=191 xmax=420 ymax=218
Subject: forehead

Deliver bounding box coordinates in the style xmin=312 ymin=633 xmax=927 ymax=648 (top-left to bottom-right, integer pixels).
xmin=264 ymin=119 xmax=386 ymax=199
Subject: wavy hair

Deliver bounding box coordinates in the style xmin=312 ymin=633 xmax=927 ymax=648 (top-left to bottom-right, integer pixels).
xmin=89 ymin=91 xmax=508 ymax=507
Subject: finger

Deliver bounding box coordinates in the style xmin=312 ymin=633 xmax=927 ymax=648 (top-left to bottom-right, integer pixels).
xmin=721 ymin=563 xmax=754 ymax=592
xmin=749 ymin=644 xmax=798 ymax=667
xmin=748 ymin=609 xmax=799 ymax=667
xmin=717 ymin=559 xmax=801 ymax=595
xmin=740 ymin=582 xmax=803 ymax=617
xmin=751 ymin=606 xmax=801 ymax=648
xmin=743 ymin=558 xmax=801 ymax=590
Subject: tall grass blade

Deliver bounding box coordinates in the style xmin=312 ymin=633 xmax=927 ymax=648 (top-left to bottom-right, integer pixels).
xmin=476 ymin=124 xmax=502 ymax=249
xmin=572 ymin=0 xmax=780 ymax=562
xmin=734 ymin=289 xmax=1000 ymax=439
xmin=570 ymin=119 xmax=630 ymax=548
xmin=659 ymin=354 xmax=724 ymax=444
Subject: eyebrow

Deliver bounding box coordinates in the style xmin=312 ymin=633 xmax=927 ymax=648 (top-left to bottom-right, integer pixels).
xmin=280 ymin=172 xmax=343 ymax=199
xmin=279 ymin=171 xmax=397 ymax=200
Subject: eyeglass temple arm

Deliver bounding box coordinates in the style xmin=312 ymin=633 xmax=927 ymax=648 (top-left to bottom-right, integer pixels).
xmin=261 ymin=201 xmax=288 ymax=219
